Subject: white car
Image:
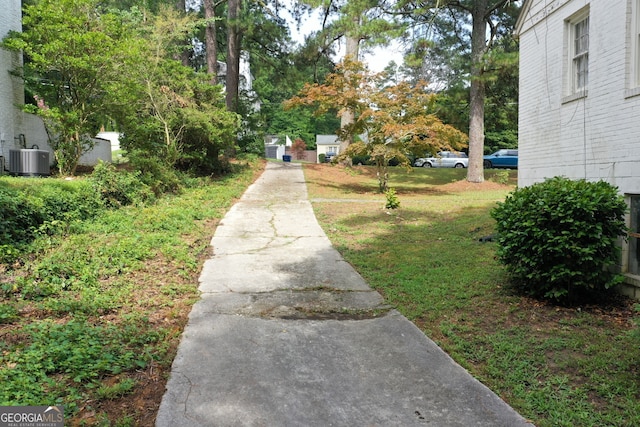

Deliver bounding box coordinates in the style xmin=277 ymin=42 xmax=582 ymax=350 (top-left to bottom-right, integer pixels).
xmin=414 ymin=151 xmax=468 ymax=168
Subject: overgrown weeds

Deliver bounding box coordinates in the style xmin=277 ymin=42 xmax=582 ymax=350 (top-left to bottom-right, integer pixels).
xmin=0 ymin=159 xmax=264 ymax=424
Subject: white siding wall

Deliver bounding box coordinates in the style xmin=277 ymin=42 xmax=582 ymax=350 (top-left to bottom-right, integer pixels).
xmin=79 ymin=139 xmax=113 ymax=166
xmin=1 ymin=1 xmax=53 ymax=167
xmin=21 ymin=112 xmax=54 ymax=160
xmin=518 ymin=0 xmax=640 ymax=195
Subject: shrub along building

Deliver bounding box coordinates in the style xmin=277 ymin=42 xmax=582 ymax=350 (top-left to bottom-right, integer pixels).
xmin=515 ymin=0 xmax=640 ymax=298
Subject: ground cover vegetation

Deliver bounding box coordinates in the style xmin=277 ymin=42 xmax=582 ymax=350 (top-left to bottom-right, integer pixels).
xmin=303 ymin=164 xmax=640 ymax=427
xmin=0 ymin=159 xmax=265 ymax=425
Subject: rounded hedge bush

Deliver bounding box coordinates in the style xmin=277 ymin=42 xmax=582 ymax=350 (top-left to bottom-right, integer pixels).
xmin=491 ymin=176 xmax=628 ymax=301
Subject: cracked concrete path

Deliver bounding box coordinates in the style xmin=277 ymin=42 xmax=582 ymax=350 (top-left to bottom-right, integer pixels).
xmin=156 ymin=162 xmax=533 ymax=427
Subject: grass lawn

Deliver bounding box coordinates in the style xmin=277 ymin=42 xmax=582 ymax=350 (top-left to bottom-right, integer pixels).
xmin=303 ymin=163 xmax=640 ymax=427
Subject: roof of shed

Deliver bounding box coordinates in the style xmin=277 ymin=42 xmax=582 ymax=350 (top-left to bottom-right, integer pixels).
xmin=316 ymin=135 xmax=339 ymax=145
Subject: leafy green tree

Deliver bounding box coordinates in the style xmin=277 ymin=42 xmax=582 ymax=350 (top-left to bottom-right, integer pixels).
xmin=251 ymin=42 xmax=340 ymax=147
xmin=303 ymin=0 xmax=403 ymax=156
xmin=286 ymin=59 xmax=467 ymax=192
xmin=233 ymin=3 xmax=300 ymax=152
xmin=204 ymin=0 xmax=225 ymax=84
xmin=103 ymin=0 xmax=173 ymax=13
xmin=397 ymin=0 xmax=521 ymax=182
xmin=483 ymin=34 xmax=519 ymax=153
xmin=107 ymin=6 xmax=239 ymax=174
xmin=431 ymin=41 xmax=519 ymax=156
xmin=186 ymin=0 xmax=303 ymax=151
xmin=2 ymin=0 xmax=130 ymax=175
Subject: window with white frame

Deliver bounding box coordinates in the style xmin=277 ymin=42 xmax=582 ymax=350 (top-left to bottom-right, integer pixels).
xmin=572 ymin=15 xmax=589 ymax=92
xmin=565 ymin=9 xmax=590 ymax=97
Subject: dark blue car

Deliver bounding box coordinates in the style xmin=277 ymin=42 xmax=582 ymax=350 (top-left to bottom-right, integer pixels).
xmin=483 ymin=149 xmax=518 ymax=169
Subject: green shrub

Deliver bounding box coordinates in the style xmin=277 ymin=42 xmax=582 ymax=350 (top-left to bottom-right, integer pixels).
xmin=491 ymin=177 xmax=628 ymax=301
xmin=0 ymin=187 xmax=40 ymax=244
xmin=352 ymin=154 xmax=371 ymax=165
xmin=0 ymin=180 xmax=103 ymax=261
xmin=90 ymin=162 xmax=153 ymax=208
xmin=30 ymin=181 xmax=103 ymax=223
xmin=385 ymin=187 xmax=400 ymax=209
xmin=128 ymin=151 xmax=182 ymax=195
xmin=490 ymin=170 xmax=510 ymax=185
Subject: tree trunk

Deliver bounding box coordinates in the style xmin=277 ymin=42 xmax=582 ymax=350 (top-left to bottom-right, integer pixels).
xmin=205 ymin=0 xmax=218 ymax=85
xmin=339 ymin=107 xmax=355 ymax=154
xmin=339 ymin=28 xmax=360 ymax=162
xmin=225 ymin=0 xmax=242 ymax=112
xmin=466 ymin=0 xmax=487 ymax=183
xmin=175 ymin=0 xmax=191 ymax=67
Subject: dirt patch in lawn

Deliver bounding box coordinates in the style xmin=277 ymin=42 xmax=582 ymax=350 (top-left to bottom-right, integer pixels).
xmin=303 ymin=163 xmax=381 ymax=198
xmin=303 ymin=163 xmax=512 ymax=197
xmin=439 ymin=179 xmax=512 ymax=192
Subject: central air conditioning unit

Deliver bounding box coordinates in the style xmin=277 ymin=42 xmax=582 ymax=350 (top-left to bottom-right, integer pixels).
xmin=9 ymin=149 xmax=50 ymax=177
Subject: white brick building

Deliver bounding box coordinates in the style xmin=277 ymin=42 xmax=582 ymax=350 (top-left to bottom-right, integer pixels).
xmin=516 ymin=0 xmax=640 ymax=296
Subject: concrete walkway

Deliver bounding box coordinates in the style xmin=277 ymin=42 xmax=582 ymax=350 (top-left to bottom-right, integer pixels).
xmin=156 ymin=162 xmax=533 ymax=426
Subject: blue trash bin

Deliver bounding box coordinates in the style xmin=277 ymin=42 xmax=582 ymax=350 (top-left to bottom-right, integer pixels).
xmin=282 ymin=155 xmax=292 ymax=162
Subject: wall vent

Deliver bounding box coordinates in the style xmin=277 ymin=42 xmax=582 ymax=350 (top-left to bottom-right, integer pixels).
xmin=9 ymin=149 xmax=50 ymax=176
